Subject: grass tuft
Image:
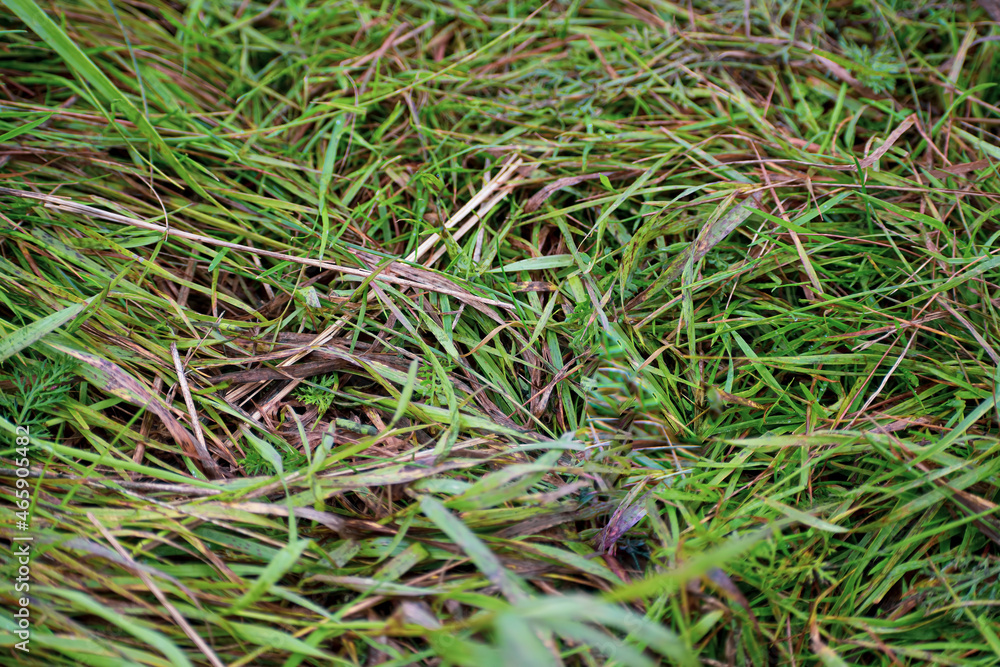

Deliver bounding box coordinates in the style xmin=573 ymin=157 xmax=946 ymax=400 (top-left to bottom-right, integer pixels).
xmin=1 ymin=0 xmax=1000 ymax=665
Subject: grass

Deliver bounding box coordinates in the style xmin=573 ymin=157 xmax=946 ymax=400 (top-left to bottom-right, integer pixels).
xmin=1 ymin=0 xmax=1000 ymax=664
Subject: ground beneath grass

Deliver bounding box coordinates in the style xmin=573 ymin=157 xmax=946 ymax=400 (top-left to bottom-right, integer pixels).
xmin=2 ymin=1 xmax=1000 ymax=665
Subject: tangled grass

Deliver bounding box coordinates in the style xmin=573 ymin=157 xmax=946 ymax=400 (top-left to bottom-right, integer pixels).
xmin=2 ymin=0 xmax=1000 ymax=665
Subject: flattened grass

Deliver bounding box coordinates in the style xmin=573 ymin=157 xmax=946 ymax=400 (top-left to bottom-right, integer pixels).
xmin=2 ymin=0 xmax=1000 ymax=665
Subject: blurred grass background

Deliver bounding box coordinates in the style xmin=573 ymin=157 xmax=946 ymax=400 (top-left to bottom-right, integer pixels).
xmin=2 ymin=0 xmax=1000 ymax=665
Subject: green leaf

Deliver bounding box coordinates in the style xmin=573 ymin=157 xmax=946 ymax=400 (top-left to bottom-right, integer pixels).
xmin=420 ymin=495 xmax=529 ymax=603
xmin=495 ymin=613 xmax=554 ymax=666
xmin=243 ymin=429 xmax=285 ymax=475
xmin=0 ymin=0 xmax=210 ymax=199
xmin=230 ymin=538 xmax=311 ymax=612
xmin=228 ymin=622 xmax=333 ymax=660
xmin=606 ymin=528 xmax=772 ymax=603
xmin=0 ymin=113 xmax=53 ymax=142
xmin=0 ymin=299 xmax=90 ymax=364
xmin=487 ymin=255 xmax=577 ymax=273
xmin=763 ymin=498 xmax=847 ymax=533
xmin=42 ymin=587 xmax=193 ymax=667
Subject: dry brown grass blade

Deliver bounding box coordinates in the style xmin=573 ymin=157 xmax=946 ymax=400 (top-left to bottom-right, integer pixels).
xmin=208 ymin=359 xmax=354 ymax=385
xmin=45 ymin=340 xmax=224 ymax=479
xmin=405 ymin=156 xmax=524 ymax=263
xmin=426 ymin=186 xmax=516 ymax=266
xmin=213 ymin=502 xmax=348 ymax=534
xmin=86 ymin=514 xmax=227 ymax=667
xmin=857 ymin=114 xmax=917 ymax=170
xmin=0 ymin=187 xmax=514 ymax=310
xmin=171 ymin=342 xmax=225 ymax=479
xmin=523 ymin=170 xmax=641 ymax=212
